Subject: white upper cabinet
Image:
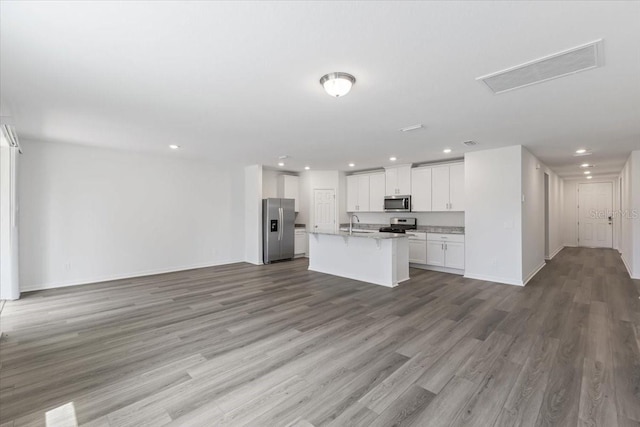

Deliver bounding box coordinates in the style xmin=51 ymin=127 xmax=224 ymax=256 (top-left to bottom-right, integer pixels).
xmin=410 ymin=167 xmax=432 ymax=212
xmin=346 ymin=175 xmax=359 ymax=212
xmin=385 ymin=165 xmax=411 ymax=196
xmin=369 ymin=173 xmax=385 ymax=212
xmin=346 ymin=174 xmax=371 ymax=212
xmin=449 ymin=163 xmax=465 ymax=211
xmin=430 ymin=162 xmax=464 ymax=211
xmin=277 ymin=175 xmax=299 ymax=212
xmin=431 ymin=166 xmax=450 ymax=211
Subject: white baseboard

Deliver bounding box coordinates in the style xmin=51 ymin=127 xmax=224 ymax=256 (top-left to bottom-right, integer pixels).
xmin=545 ymin=245 xmax=564 ymax=260
xmin=463 ymin=272 xmax=524 ymax=287
xmin=621 ymin=254 xmax=639 ymax=280
xmin=523 ymin=261 xmax=546 ymax=286
xmin=20 ymin=259 xmax=245 ymax=292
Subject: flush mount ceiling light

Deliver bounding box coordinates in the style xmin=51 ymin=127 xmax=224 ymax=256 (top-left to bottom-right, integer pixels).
xmin=389 ymin=157 xmax=397 ymax=161
xmin=304 ymin=166 xmax=310 ymax=170
xmin=278 ymin=162 xmax=285 ymax=167
xmin=574 ymin=149 xmax=592 ymax=157
xmin=443 ymin=148 xmax=452 ymax=154
xmin=584 ymin=171 xmax=591 ymax=175
xmin=580 ymin=163 xmax=593 ymax=168
xmin=169 ymin=144 xmax=180 ymax=150
xmin=587 ymin=176 xmax=593 ymax=179
xmin=348 ymin=163 xmax=355 ymax=167
xmin=320 ymin=72 xmax=356 ymax=97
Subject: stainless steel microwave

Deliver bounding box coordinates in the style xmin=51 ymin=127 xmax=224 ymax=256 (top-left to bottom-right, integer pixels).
xmin=384 ymin=195 xmax=411 ymax=212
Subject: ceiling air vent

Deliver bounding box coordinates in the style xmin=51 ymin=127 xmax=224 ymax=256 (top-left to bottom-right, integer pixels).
xmin=462 ymin=140 xmax=478 ymax=147
xmin=477 ymin=39 xmax=604 ymax=94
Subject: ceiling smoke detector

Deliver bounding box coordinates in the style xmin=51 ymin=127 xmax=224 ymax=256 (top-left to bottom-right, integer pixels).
xmin=399 ymin=124 xmax=424 ymax=132
xmin=462 ymin=140 xmax=478 ymax=147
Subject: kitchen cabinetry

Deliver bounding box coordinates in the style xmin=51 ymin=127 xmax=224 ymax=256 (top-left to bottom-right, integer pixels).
xmin=294 ymin=229 xmax=307 ymax=256
xmin=347 ymin=172 xmax=385 ymax=212
xmin=426 ymin=233 xmax=465 ymax=269
xmin=431 ymin=163 xmax=464 ymax=211
xmin=411 ymin=167 xmax=432 ymax=212
xmin=369 ymin=173 xmax=385 ymax=212
xmin=385 ymin=165 xmax=411 ymax=196
xmin=406 ymin=231 xmax=427 ymax=264
xmin=346 ymin=174 xmax=370 ymax=212
xmin=277 ymin=175 xmax=300 ymax=212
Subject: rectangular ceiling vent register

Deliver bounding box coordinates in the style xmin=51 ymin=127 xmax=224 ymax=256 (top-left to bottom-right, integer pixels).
xmin=477 ymin=39 xmax=603 ymax=94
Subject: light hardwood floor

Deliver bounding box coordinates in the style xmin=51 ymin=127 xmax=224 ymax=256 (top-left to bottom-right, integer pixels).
xmin=1 ymin=247 xmax=639 ymax=426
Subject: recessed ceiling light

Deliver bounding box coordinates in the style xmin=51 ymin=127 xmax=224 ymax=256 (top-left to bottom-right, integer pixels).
xmin=348 ymin=163 xmax=355 ymax=167
xmin=169 ymin=144 xmax=180 ymax=150
xmin=320 ymin=72 xmax=355 ymax=97
xmin=304 ymin=166 xmax=310 ymax=170
xmin=580 ymin=163 xmax=591 ymax=168
xmin=443 ymin=148 xmax=452 ymax=154
xmin=586 ymin=175 xmax=593 ymax=179
xmin=576 ymin=149 xmax=587 ymax=154
xmin=584 ymin=171 xmax=591 ymax=175
xmin=399 ymin=124 xmax=424 ymax=132
xmin=389 ymin=157 xmax=397 ymax=161
xmin=278 ymin=162 xmax=285 ymax=167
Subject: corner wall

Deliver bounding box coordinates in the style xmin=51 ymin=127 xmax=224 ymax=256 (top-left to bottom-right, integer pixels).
xmin=620 ymin=150 xmax=640 ymax=278
xmin=244 ymin=165 xmax=263 ymax=265
xmin=521 ymin=147 xmax=546 ymax=283
xmin=19 ymin=140 xmax=246 ymax=291
xmin=464 ymin=146 xmax=523 ymax=285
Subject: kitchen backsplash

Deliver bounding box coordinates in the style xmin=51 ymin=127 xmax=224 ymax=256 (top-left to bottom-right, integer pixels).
xmin=350 ymin=211 xmax=464 ymax=227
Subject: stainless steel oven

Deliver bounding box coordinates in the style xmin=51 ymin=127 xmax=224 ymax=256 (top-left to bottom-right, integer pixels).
xmin=384 ymin=195 xmax=411 ymax=212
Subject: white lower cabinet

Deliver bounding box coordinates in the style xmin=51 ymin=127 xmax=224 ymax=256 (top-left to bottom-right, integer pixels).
xmin=426 ymin=241 xmax=446 ymax=266
xmin=406 ymin=231 xmax=427 ymax=264
xmin=426 ymin=233 xmax=465 ymax=270
xmin=294 ymin=229 xmax=307 ymax=256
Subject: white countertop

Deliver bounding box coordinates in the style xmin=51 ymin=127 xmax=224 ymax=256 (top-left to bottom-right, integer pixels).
xmin=309 ymin=230 xmax=408 ymax=240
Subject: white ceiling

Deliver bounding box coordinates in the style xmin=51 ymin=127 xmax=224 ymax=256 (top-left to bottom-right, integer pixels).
xmin=1 ymin=1 xmax=639 ymax=177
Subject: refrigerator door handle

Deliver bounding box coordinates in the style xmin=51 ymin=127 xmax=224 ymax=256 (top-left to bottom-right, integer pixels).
xmin=279 ymin=208 xmax=283 ymax=241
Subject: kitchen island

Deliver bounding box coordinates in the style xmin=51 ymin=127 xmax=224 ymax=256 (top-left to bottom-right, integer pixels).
xmin=308 ymin=231 xmax=409 ymax=287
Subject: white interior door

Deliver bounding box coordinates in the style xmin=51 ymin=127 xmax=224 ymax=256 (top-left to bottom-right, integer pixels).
xmin=578 ymin=182 xmax=613 ymax=248
xmin=313 ymin=189 xmax=336 ymax=233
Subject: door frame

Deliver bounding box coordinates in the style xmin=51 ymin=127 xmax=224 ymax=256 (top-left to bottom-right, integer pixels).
xmin=576 ymin=180 xmax=614 ymax=248
xmin=313 ymin=188 xmax=337 ymax=233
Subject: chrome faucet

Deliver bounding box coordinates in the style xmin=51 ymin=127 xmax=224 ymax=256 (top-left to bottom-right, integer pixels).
xmin=349 ymin=214 xmax=360 ymax=234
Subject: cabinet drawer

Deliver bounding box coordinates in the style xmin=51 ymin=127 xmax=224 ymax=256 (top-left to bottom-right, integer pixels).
xmin=426 ymin=233 xmax=464 ymax=243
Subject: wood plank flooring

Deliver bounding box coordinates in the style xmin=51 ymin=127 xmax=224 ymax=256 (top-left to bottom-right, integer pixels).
xmin=1 ymin=247 xmax=639 ymax=426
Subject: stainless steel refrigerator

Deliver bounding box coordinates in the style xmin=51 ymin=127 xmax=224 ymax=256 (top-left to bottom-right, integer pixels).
xmin=263 ymin=198 xmax=295 ymax=264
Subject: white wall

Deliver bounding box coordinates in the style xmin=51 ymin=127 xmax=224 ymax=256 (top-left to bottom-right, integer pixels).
xmin=464 ymin=146 xmax=523 ymax=285
xmin=544 ymin=167 xmax=564 ymax=259
xmin=19 ymin=140 xmax=246 ymax=291
xmin=632 ymin=151 xmax=640 ymax=276
xmin=261 ymin=168 xmax=279 ymax=199
xmin=619 ymin=150 xmax=640 ymax=278
xmin=0 ymin=140 xmax=20 ymax=300
xmin=347 ymin=211 xmax=464 ymax=227
xmin=244 ymin=165 xmax=262 ymax=265
xmin=521 ymin=147 xmax=546 ymax=282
